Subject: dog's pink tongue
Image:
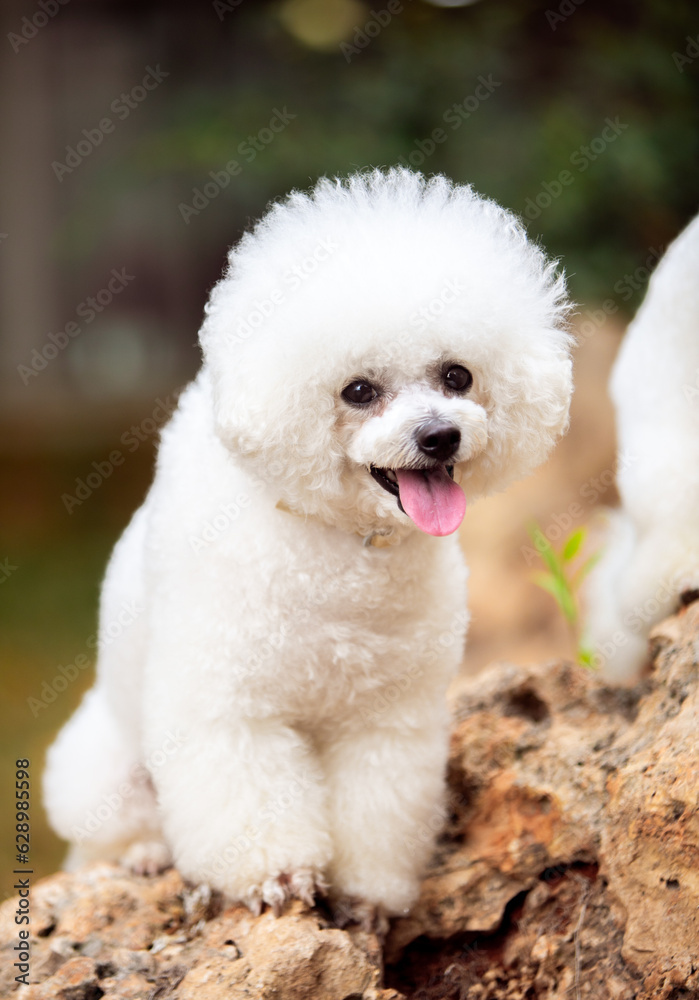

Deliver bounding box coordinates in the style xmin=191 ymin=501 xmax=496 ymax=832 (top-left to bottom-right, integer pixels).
xmin=395 ymin=468 xmax=466 ymax=536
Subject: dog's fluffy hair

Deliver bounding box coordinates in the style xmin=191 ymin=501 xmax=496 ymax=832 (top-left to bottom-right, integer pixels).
xmin=44 ymin=169 xmax=573 ymax=916
xmin=584 ymin=211 xmax=699 ymax=685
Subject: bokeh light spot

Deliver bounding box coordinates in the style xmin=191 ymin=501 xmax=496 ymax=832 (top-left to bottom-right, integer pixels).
xmin=278 ymin=0 xmax=369 ymax=50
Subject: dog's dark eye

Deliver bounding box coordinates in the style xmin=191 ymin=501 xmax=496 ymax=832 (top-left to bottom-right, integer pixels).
xmin=342 ymin=380 xmax=379 ymax=405
xmin=443 ymin=365 xmax=473 ymax=393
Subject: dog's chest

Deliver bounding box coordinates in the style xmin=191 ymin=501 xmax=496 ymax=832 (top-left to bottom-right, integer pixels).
xmin=228 ymin=530 xmax=467 ymax=719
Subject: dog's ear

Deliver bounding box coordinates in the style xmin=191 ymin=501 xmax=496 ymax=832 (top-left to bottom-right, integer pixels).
xmin=507 ymin=349 xmax=573 ymax=469
xmin=468 ymin=344 xmax=573 ymax=497
xmin=200 ymin=304 xmax=347 ymax=504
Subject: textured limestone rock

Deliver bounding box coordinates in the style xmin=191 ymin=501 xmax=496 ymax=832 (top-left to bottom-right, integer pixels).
xmin=2 ymin=603 xmax=698 ymax=999
xmin=0 ymin=865 xmax=385 ymax=999
xmin=385 ymin=601 xmax=699 ymax=999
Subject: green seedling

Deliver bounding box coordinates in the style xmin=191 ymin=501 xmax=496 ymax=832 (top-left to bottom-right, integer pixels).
xmin=527 ymin=523 xmax=600 ymax=667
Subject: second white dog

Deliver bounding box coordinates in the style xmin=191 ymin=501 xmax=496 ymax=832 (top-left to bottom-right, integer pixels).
xmin=44 ymin=169 xmax=573 ymax=918
xmin=585 ymin=212 xmax=699 ymax=684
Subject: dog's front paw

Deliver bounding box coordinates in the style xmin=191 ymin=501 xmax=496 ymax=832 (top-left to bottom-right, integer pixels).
xmin=246 ymin=868 xmax=328 ymax=917
xmin=122 ymin=839 xmax=173 ymax=877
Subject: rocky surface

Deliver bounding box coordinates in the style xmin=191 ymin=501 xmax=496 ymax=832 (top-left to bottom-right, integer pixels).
xmin=2 ymin=603 xmax=698 ymax=1000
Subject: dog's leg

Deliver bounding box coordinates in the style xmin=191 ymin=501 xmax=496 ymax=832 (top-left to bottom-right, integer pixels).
xmin=148 ymin=715 xmax=333 ymax=913
xmin=586 ymin=510 xmax=699 ymax=684
xmin=321 ymin=692 xmax=450 ymax=917
xmin=43 ymin=686 xmax=167 ymax=871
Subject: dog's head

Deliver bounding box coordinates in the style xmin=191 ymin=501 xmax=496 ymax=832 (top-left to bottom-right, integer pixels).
xmin=200 ymin=169 xmax=573 ymax=538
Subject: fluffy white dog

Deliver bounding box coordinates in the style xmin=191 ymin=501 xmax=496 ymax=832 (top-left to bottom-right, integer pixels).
xmin=44 ymin=169 xmax=573 ymax=918
xmin=584 ymin=212 xmax=699 ymax=685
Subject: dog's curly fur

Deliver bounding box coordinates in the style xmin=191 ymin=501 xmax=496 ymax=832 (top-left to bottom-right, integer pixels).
xmin=584 ymin=212 xmax=699 ymax=685
xmin=44 ymin=169 xmax=573 ymax=917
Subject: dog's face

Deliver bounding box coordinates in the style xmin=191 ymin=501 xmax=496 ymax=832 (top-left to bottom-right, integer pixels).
xmin=334 ymin=356 xmax=486 ymax=537
xmin=201 ymin=170 xmax=573 ymax=538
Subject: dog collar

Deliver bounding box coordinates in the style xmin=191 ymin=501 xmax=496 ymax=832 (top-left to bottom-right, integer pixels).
xmin=275 ymin=500 xmax=402 ymax=548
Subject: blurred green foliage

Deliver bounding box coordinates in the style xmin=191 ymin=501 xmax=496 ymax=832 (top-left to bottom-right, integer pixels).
xmin=63 ymin=0 xmax=699 ymax=305
xmin=528 ymin=523 xmax=600 ymax=665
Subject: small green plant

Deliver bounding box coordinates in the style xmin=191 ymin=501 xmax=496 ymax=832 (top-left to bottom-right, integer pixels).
xmin=527 ymin=523 xmax=600 ymax=667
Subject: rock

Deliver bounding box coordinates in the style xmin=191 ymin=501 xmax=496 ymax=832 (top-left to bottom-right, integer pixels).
xmin=0 ymin=866 xmax=383 ymax=999
xmin=2 ymin=603 xmax=698 ymax=999
xmin=601 ymin=609 xmax=699 ymax=983
xmin=384 ymin=602 xmax=699 ymax=999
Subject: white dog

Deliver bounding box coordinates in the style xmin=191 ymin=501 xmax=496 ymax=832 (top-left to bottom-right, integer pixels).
xmin=584 ymin=212 xmax=699 ymax=685
xmin=44 ymin=169 xmax=572 ymax=918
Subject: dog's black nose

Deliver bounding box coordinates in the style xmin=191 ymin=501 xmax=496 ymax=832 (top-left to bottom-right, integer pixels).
xmin=416 ymin=420 xmax=461 ymax=462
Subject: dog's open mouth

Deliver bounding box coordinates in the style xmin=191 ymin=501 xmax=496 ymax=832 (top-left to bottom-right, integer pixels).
xmin=370 ymin=465 xmax=466 ymax=537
